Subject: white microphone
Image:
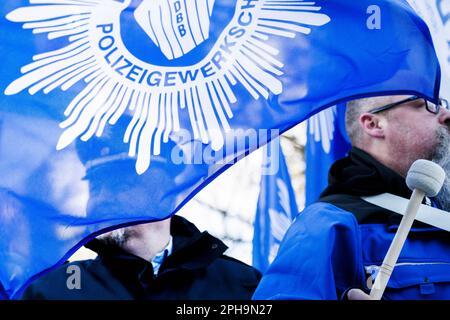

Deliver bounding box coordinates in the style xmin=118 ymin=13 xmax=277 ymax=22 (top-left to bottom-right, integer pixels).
xmin=369 ymin=159 xmax=445 ymax=300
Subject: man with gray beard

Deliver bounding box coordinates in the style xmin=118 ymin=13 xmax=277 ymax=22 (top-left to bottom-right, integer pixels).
xmin=254 ymin=95 xmax=450 ymax=300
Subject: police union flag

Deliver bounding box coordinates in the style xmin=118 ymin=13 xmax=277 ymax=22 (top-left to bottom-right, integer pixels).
xmin=305 ymin=103 xmax=351 ymax=206
xmin=0 ymin=0 xmax=442 ymax=299
xmin=252 ymin=140 xmax=298 ymax=273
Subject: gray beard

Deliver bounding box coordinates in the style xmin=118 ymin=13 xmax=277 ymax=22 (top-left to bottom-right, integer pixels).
xmin=431 ymin=126 xmax=450 ymax=212
xmin=97 ymin=228 xmax=130 ymax=247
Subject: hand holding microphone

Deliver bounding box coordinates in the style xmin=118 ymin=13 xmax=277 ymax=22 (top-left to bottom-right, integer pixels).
xmin=369 ymin=159 xmax=445 ymax=300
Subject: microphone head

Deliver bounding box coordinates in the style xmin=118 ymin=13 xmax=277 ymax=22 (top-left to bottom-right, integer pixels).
xmin=406 ymin=159 xmax=446 ymax=197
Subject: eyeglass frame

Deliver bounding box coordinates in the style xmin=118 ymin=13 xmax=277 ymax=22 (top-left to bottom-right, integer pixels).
xmin=368 ymin=95 xmax=449 ymax=115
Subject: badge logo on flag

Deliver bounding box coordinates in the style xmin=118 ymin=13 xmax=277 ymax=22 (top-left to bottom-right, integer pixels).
xmin=134 ymin=0 xmax=216 ymax=60
xmin=4 ymin=0 xmax=331 ymax=174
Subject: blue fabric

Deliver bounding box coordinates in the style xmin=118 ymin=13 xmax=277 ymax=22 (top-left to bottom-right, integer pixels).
xmin=252 ymin=140 xmax=298 ymax=273
xmin=252 ymin=202 xmax=450 ymax=300
xmin=305 ymin=103 xmax=351 ymax=206
xmin=253 ymin=202 xmax=363 ymax=300
xmin=0 ymin=0 xmax=442 ymax=299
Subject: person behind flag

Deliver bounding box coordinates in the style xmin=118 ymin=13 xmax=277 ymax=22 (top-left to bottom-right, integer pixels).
xmin=253 ymin=94 xmax=450 ymax=300
xmin=20 ymin=117 xmax=261 ymax=300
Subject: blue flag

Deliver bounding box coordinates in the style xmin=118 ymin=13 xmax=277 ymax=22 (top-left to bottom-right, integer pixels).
xmin=305 ymin=104 xmax=351 ymax=206
xmin=252 ymin=140 xmax=298 ymax=273
xmin=0 ymin=0 xmax=442 ymax=298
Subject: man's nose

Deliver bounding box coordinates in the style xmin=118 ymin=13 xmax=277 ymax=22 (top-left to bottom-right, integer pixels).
xmin=438 ymin=106 xmax=450 ymax=128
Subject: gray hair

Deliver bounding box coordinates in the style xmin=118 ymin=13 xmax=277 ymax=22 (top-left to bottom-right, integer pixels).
xmin=345 ymin=96 xmax=399 ymax=146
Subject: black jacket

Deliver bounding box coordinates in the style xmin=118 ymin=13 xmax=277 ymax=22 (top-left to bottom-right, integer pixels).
xmin=21 ymin=216 xmax=261 ymax=300
xmin=319 ymin=147 xmax=435 ymax=227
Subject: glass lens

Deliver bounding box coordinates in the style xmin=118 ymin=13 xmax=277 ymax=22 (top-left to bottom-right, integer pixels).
xmin=426 ymin=100 xmax=439 ymax=113
xmin=440 ymin=98 xmax=449 ymax=110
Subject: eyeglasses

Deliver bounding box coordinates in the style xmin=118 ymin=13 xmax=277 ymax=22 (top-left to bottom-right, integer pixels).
xmin=368 ymin=96 xmax=449 ymax=115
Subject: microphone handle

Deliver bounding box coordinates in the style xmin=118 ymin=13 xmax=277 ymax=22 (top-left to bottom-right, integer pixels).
xmin=369 ymin=189 xmax=425 ymax=300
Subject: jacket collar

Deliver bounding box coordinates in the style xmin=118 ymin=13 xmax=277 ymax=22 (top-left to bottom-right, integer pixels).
xmin=320 ymin=147 xmax=412 ymax=199
xmin=319 ymin=147 xmax=436 ymax=231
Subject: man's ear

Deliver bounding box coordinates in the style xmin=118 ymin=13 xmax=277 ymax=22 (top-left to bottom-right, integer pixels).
xmin=359 ymin=113 xmax=385 ymax=138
